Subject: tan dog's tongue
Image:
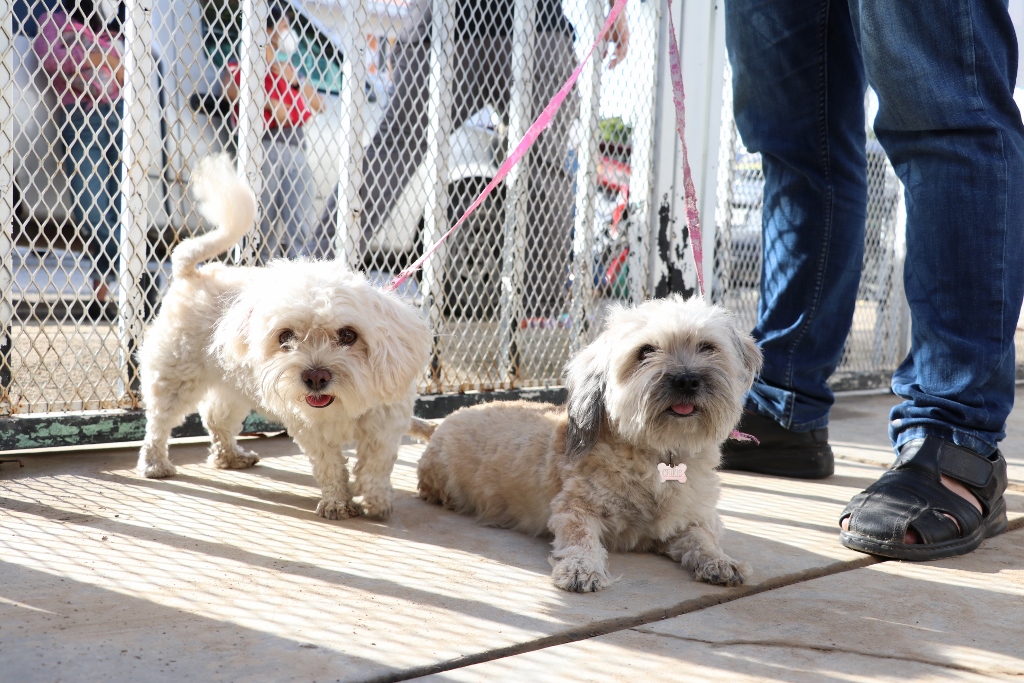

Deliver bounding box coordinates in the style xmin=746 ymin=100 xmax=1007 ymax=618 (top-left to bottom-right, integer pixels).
xmin=671 ymin=403 xmax=695 ymax=415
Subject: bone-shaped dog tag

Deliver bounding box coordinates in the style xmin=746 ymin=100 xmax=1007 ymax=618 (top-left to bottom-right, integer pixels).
xmin=658 ymin=463 xmax=687 ymax=483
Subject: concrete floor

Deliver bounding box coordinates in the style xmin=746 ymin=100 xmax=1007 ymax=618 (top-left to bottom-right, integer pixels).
xmin=2 ymin=390 xmax=1023 ymax=682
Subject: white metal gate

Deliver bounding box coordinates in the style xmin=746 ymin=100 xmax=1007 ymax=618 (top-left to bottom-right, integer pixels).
xmin=3 ymin=0 xmax=673 ymax=435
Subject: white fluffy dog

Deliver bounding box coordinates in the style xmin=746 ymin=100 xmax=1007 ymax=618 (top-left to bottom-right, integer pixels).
xmin=137 ymin=156 xmax=432 ymax=519
xmin=417 ymin=296 xmax=761 ymax=591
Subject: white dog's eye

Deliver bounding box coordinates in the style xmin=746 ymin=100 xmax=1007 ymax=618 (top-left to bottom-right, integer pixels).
xmin=278 ymin=330 xmax=296 ymax=348
xmin=698 ymin=341 xmax=718 ymax=354
xmin=337 ymin=327 xmax=358 ymax=346
xmin=637 ymin=344 xmax=656 ymax=361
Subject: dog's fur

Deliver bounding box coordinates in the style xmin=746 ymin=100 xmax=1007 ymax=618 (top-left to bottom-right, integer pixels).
xmin=417 ymin=296 xmax=761 ymax=591
xmin=137 ymin=155 xmax=432 ymax=519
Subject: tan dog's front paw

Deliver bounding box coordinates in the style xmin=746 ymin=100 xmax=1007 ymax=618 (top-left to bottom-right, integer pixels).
xmin=208 ymin=447 xmax=260 ymax=470
xmin=551 ymin=556 xmax=613 ymax=593
xmin=689 ymin=555 xmax=748 ymax=587
xmin=316 ymin=498 xmax=361 ymax=520
xmin=139 ymin=461 xmax=177 ymax=479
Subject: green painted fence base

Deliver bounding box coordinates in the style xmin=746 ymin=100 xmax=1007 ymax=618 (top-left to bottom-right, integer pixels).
xmin=0 ymin=388 xmax=569 ymax=452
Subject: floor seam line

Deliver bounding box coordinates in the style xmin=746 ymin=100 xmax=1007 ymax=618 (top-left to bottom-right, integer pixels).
xmin=371 ymin=555 xmax=879 ymax=683
xmin=833 ymin=454 xmax=890 ymax=468
xmin=625 ymin=632 xmax=1014 ymax=676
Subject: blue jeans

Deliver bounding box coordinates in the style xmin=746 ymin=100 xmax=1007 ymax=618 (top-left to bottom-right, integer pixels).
xmin=725 ymin=0 xmax=1024 ymax=455
xmin=61 ymin=102 xmax=123 ymax=284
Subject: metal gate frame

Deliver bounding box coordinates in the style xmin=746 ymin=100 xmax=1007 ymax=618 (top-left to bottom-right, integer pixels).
xmin=0 ymin=0 xmax=713 ymax=451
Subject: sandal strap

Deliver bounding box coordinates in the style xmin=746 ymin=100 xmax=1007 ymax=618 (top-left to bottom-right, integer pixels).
xmin=841 ymin=436 xmax=1007 ymax=545
xmin=894 ymin=437 xmax=1007 ymax=515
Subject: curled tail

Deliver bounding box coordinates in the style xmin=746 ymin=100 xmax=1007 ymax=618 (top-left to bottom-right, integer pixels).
xmin=408 ymin=416 xmax=438 ymax=442
xmin=172 ymin=155 xmax=257 ymax=280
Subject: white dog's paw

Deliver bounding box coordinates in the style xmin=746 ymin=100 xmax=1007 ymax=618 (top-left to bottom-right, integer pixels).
xmin=689 ymin=554 xmax=748 ymax=587
xmin=551 ymin=556 xmax=613 ymax=593
xmin=208 ymin=447 xmax=260 ymax=470
xmin=138 ymin=460 xmax=177 ymax=479
xmin=316 ymin=498 xmax=361 ymax=520
xmin=354 ymin=493 xmax=394 ymax=520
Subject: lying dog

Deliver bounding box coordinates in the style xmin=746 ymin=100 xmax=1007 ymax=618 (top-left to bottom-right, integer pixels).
xmin=137 ymin=155 xmax=431 ymax=519
xmin=416 ymin=296 xmax=761 ymax=591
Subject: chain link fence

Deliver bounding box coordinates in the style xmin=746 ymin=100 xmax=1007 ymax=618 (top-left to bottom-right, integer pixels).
xmin=5 ymin=0 xmax=661 ymax=419
xmin=10 ymin=0 xmax=1008 ymax=442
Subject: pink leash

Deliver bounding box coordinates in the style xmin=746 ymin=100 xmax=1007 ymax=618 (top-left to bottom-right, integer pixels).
xmin=386 ymin=0 xmax=706 ymax=295
xmin=386 ymin=0 xmax=629 ymax=293
xmin=382 ymin=0 xmax=753 ymax=439
xmin=663 ymin=0 xmax=704 ymax=295
xmin=665 ymin=0 xmax=754 ymax=442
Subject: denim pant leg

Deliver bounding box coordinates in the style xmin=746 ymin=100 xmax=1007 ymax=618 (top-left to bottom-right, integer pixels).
xmin=849 ymin=1 xmax=1024 ymax=455
xmin=62 ymin=104 xmax=123 ymax=284
xmin=725 ymin=0 xmax=869 ymax=431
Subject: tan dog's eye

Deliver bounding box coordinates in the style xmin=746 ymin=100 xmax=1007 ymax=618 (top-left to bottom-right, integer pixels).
xmin=278 ymin=330 xmax=296 ymax=348
xmin=637 ymin=344 xmax=656 ymax=361
xmin=698 ymin=341 xmax=718 ymax=354
xmin=337 ymin=327 xmax=358 ymax=346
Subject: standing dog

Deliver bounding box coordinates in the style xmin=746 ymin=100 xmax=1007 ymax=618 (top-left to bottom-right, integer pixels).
xmin=417 ymin=296 xmax=761 ymax=591
xmin=137 ymin=156 xmax=431 ymax=519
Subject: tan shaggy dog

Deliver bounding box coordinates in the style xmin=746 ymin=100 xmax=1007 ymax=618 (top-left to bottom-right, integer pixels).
xmin=416 ymin=296 xmax=761 ymax=592
xmin=137 ymin=156 xmax=431 ymax=520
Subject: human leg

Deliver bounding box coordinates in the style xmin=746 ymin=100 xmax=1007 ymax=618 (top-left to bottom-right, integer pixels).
xmin=724 ymin=0 xmax=868 ymax=432
xmin=259 ymin=138 xmax=285 ymax=262
xmin=853 ymin=0 xmax=1024 ymax=456
xmin=522 ymin=30 xmax=578 ymax=320
xmin=838 ymin=0 xmax=1021 ymax=559
xmin=96 ymin=103 xmax=123 ymax=289
xmin=312 ymin=189 xmax=337 ymax=260
xmin=357 ymin=38 xmax=431 ymax=261
xmin=357 ymin=34 xmax=493 ymax=267
xmin=720 ymin=0 xmax=868 ymax=477
xmin=62 ymin=106 xmax=107 ymax=287
xmin=278 ymin=143 xmax=316 ymax=259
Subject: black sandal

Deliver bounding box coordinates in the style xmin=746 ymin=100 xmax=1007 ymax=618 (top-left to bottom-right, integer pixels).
xmin=839 ymin=436 xmax=1008 ymax=561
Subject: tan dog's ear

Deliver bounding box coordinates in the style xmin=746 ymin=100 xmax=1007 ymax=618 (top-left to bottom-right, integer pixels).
xmin=366 ymin=294 xmax=432 ymax=402
xmin=733 ymin=327 xmax=763 ymax=390
xmin=564 ymin=345 xmax=607 ymax=462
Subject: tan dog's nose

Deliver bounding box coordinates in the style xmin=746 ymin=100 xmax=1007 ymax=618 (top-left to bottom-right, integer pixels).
xmin=302 ymin=368 xmax=332 ymax=391
xmin=673 ymin=372 xmax=702 ymax=394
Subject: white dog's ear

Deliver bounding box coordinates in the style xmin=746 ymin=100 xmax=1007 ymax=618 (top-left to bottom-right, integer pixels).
xmin=365 ymin=295 xmax=432 ymax=402
xmin=213 ymin=298 xmax=254 ymax=363
xmin=733 ymin=327 xmax=763 ymax=390
xmin=564 ymin=346 xmax=607 ymax=462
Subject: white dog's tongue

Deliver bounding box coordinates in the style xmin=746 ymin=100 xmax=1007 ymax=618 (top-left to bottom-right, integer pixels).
xmin=306 ymin=395 xmax=334 ymax=408
xmin=671 ymin=402 xmax=695 ymax=415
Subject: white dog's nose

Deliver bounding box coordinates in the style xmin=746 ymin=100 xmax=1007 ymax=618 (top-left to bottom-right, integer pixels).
xmin=302 ymin=368 xmax=332 ymax=391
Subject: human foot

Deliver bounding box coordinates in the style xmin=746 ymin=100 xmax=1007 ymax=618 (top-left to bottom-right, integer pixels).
xmin=838 ymin=437 xmax=1007 ymax=560
xmin=719 ymin=411 xmax=834 ymax=479
xmin=841 ymin=473 xmax=981 ymax=543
